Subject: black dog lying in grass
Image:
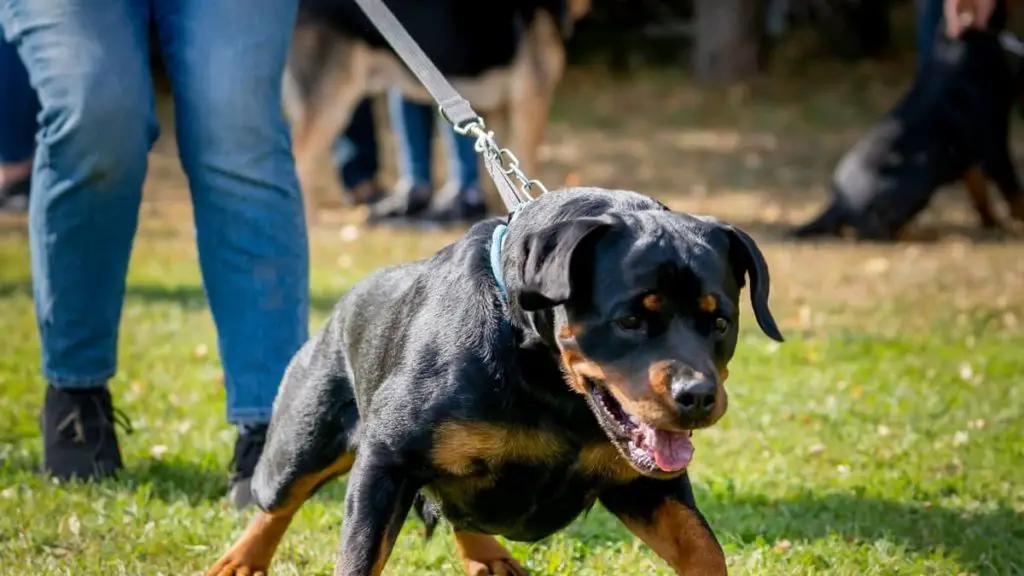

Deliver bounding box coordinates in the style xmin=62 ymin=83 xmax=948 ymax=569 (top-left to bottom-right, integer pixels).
xmin=792 ymin=28 xmax=1024 ymax=240
xmin=206 ymin=187 xmax=784 ymax=575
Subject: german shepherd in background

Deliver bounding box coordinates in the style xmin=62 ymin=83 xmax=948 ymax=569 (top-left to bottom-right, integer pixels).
xmin=284 ymin=0 xmax=592 ymax=224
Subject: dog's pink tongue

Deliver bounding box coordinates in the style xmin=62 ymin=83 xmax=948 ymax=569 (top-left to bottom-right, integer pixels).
xmin=648 ymin=428 xmax=694 ymax=472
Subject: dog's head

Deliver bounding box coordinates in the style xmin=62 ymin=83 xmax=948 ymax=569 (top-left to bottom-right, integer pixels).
xmin=509 ymin=206 xmax=783 ymax=478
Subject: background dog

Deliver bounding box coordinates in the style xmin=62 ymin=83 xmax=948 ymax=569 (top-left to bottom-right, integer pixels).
xmin=284 ymin=0 xmax=592 ymax=224
xmin=791 ymin=26 xmax=1024 ymax=241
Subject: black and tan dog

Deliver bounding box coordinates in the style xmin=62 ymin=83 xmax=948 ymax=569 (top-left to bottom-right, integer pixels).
xmin=206 ymin=187 xmax=784 ymax=575
xmin=284 ymin=0 xmax=591 ymax=224
xmin=791 ymin=26 xmax=1024 ymax=241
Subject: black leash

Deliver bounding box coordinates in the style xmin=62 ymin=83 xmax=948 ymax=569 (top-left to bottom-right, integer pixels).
xmin=352 ymin=0 xmax=546 ymax=214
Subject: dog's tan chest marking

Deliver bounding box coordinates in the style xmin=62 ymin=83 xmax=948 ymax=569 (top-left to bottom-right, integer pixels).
xmin=431 ymin=421 xmax=571 ymax=476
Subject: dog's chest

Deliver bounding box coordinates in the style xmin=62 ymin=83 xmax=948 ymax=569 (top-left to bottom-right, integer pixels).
xmin=425 ymin=421 xmax=639 ymax=541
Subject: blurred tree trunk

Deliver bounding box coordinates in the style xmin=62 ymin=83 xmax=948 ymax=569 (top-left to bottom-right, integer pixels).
xmin=693 ymin=0 xmax=763 ymax=84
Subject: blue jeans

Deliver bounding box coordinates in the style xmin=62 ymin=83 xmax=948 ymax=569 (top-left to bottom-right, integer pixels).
xmin=0 ymin=26 xmax=37 ymax=164
xmin=333 ymin=98 xmax=378 ymax=190
xmin=386 ymin=88 xmax=479 ymax=191
xmin=916 ymin=0 xmax=944 ymax=76
xmin=0 ymin=0 xmax=309 ymax=425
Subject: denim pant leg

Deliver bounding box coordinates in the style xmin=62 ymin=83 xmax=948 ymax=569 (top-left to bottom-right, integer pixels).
xmin=387 ymin=88 xmax=434 ymax=188
xmin=1 ymin=0 xmax=157 ymax=389
xmin=0 ymin=26 xmax=38 ymax=164
xmin=333 ymin=97 xmax=379 ymax=191
xmin=153 ymin=0 xmax=308 ymax=425
xmin=440 ymin=126 xmax=480 ymax=192
xmin=916 ymin=0 xmax=944 ymax=76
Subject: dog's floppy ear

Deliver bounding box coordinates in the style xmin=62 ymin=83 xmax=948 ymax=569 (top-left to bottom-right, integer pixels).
xmin=696 ymin=216 xmax=783 ymax=342
xmin=725 ymin=225 xmax=784 ymax=342
xmin=515 ymin=217 xmax=613 ymax=311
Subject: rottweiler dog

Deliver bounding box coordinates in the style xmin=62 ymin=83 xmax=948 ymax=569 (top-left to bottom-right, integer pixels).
xmin=206 ymin=187 xmax=784 ymax=575
xmin=285 ymin=0 xmax=591 ymax=224
xmin=791 ymin=26 xmax=1024 ymax=241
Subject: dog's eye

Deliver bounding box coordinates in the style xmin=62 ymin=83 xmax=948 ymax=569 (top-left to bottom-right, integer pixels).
xmin=614 ymin=315 xmax=643 ymax=331
xmin=713 ymin=317 xmax=731 ymax=336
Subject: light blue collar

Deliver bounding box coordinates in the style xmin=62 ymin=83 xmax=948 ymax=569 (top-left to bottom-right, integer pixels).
xmin=490 ymin=221 xmax=510 ymax=299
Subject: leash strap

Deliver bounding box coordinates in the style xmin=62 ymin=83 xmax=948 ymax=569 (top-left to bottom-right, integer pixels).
xmin=352 ymin=0 xmax=546 ymax=213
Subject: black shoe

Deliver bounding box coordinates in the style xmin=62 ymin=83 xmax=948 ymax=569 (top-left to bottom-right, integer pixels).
xmin=0 ymin=177 xmax=29 ymax=213
xmin=423 ymin=184 xmax=488 ymax=225
xmin=227 ymin=423 xmax=269 ymax=509
xmin=40 ymin=386 xmax=127 ymax=481
xmin=366 ymin=181 xmax=433 ymax=225
xmin=342 ymin=180 xmax=387 ymax=207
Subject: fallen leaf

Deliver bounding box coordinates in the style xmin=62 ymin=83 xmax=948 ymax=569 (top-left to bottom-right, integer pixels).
xmin=864 ymin=257 xmax=890 ymax=275
xmin=877 ymin=425 xmax=891 ymax=437
xmin=774 ymin=539 xmax=792 ymax=553
xmin=339 ymin=225 xmax=360 ymax=242
xmin=193 ymin=344 xmax=209 ymax=359
xmin=968 ymin=419 xmax=987 ymax=430
xmin=836 ymin=464 xmax=851 ymax=476
xmin=958 ymin=362 xmax=974 ymax=382
xmin=1 ymin=487 xmax=15 ymax=499
xmin=808 ymin=443 xmax=827 ymax=456
xmin=952 ymin=431 xmax=969 ymax=446
xmin=851 ymin=385 xmax=864 ymax=399
xmin=150 ymin=445 xmax=169 ymax=458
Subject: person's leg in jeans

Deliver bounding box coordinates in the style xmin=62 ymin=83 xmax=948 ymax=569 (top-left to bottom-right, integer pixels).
xmin=332 ymin=97 xmax=385 ymax=205
xmin=368 ymin=88 xmax=435 ymax=222
xmin=1 ymin=0 xmax=158 ymax=479
xmin=428 ymin=125 xmax=486 ymax=223
xmin=916 ymin=0 xmax=945 ymax=76
xmin=0 ymin=25 xmax=38 ymax=212
xmin=153 ymin=0 xmax=308 ymax=507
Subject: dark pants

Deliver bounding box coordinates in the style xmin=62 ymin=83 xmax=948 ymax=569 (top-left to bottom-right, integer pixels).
xmin=0 ymin=26 xmax=38 ymax=165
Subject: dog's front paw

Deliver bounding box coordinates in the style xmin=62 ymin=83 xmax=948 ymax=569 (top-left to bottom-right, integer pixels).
xmin=206 ymin=557 xmax=267 ymax=576
xmin=463 ymin=557 xmax=528 ymax=576
xmin=455 ymin=532 xmax=528 ymax=576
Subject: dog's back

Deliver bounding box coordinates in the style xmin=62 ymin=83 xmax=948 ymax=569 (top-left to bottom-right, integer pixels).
xmin=298 ymin=0 xmax=568 ymax=77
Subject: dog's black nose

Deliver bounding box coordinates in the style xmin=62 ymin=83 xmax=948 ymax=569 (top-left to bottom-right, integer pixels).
xmin=671 ymin=366 xmax=717 ymax=421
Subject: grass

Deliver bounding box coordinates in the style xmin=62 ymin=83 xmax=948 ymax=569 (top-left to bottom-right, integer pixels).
xmin=2 ymin=65 xmax=1024 ymax=575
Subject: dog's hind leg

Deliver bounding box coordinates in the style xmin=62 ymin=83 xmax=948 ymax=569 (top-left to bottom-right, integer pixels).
xmin=284 ymin=22 xmax=370 ymax=227
xmin=962 ymin=166 xmax=999 ymax=228
xmin=453 ymin=532 xmax=528 ymax=576
xmin=207 ymin=320 xmax=359 ymax=575
xmin=508 ymin=11 xmax=567 ymax=185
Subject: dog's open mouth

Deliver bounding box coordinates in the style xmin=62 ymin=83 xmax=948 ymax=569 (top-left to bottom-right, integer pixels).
xmin=584 ymin=379 xmax=693 ymax=475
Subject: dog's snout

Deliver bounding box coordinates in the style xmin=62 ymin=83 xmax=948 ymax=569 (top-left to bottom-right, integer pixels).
xmin=670 ymin=365 xmax=717 ymax=421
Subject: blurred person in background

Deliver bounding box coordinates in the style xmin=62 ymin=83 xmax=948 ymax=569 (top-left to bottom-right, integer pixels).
xmin=0 ymin=27 xmax=36 ymax=213
xmin=367 ymin=88 xmax=485 ymax=225
xmin=918 ymin=0 xmax=1001 ymax=75
xmin=0 ymin=0 xmax=308 ymax=509
xmin=333 ymin=92 xmax=484 ymax=226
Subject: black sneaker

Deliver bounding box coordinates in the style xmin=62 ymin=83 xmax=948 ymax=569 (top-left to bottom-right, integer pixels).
xmin=40 ymin=386 xmax=128 ymax=481
xmin=366 ymin=181 xmax=433 ymax=225
xmin=0 ymin=177 xmax=29 ymax=213
xmin=227 ymin=423 xmax=268 ymax=509
xmin=424 ymin=184 xmax=488 ymax=225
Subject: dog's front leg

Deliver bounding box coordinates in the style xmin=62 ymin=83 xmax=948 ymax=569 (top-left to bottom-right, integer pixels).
xmin=987 ymin=140 xmax=1024 ymax=224
xmin=599 ymin=473 xmax=727 ymax=575
xmin=335 ymin=449 xmax=420 ymax=576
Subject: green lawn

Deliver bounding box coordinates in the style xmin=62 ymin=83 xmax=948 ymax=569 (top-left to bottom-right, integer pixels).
xmin=2 ymin=69 xmax=1024 ymax=575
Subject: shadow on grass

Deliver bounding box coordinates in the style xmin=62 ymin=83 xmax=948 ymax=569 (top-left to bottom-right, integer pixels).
xmin=707 ymin=490 xmax=1023 ymax=573
xmin=0 ymin=281 xmax=343 ymax=315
